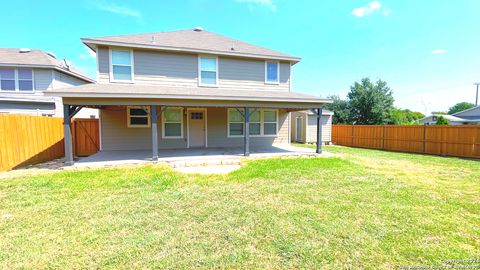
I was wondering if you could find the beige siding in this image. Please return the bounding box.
[53,70,87,89]
[33,69,53,91]
[97,47,291,91]
[291,111,307,143]
[219,58,290,91]
[98,46,110,83]
[134,50,197,87]
[101,107,187,150]
[306,114,332,143]
[291,111,332,143]
[100,106,289,151]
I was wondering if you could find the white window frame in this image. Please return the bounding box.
[227,108,245,138]
[162,107,184,139]
[227,108,279,138]
[249,110,262,137]
[265,61,280,85]
[109,48,134,83]
[0,68,35,92]
[126,106,150,128]
[198,55,219,87]
[262,109,279,137]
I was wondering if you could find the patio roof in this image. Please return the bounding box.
[45,83,331,109]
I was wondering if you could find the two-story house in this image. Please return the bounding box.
[0,48,96,117]
[45,28,331,165]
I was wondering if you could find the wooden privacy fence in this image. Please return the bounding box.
[72,118,99,157]
[0,114,99,171]
[332,125,480,158]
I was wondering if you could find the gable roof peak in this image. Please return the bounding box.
[82,29,301,62]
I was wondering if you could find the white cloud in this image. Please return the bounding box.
[235,0,277,12]
[93,1,142,19]
[352,1,384,17]
[431,49,448,54]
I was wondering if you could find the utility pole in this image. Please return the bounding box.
[475,82,480,106]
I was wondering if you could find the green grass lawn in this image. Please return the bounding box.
[0,146,479,269]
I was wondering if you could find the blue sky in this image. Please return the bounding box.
[2,0,479,113]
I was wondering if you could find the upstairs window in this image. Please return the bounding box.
[199,56,218,86]
[111,49,133,81]
[265,61,279,84]
[0,69,15,91]
[127,106,150,128]
[0,68,34,91]
[18,69,33,91]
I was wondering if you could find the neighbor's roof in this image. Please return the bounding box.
[82,29,301,63]
[45,83,331,104]
[452,105,480,117]
[418,114,470,122]
[0,48,94,82]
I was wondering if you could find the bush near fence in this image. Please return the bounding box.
[332,125,480,158]
[0,114,99,172]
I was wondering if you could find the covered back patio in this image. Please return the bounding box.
[46,84,332,166]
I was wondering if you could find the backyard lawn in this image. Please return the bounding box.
[0,146,479,269]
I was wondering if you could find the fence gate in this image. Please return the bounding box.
[72,118,99,157]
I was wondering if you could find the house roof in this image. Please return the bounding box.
[0,48,94,82]
[452,105,480,117]
[82,29,301,63]
[44,83,331,105]
[418,114,479,123]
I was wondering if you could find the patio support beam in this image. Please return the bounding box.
[151,105,158,161]
[63,104,74,166]
[311,108,323,154]
[244,107,250,156]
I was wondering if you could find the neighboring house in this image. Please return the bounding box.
[451,105,480,124]
[418,108,480,125]
[45,28,332,165]
[291,110,333,144]
[0,48,97,118]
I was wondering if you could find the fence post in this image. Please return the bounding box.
[351,125,355,146]
[382,125,386,150]
[423,125,427,153]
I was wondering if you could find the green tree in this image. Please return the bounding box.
[447,102,475,115]
[323,95,350,124]
[435,116,449,125]
[391,109,425,125]
[347,78,395,124]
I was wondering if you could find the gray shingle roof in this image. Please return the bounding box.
[45,83,330,105]
[0,48,94,82]
[82,29,301,62]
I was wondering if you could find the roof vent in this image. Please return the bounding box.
[46,52,57,59]
[19,48,31,53]
[193,27,204,32]
[150,35,156,44]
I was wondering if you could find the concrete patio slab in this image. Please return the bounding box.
[72,144,324,169]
